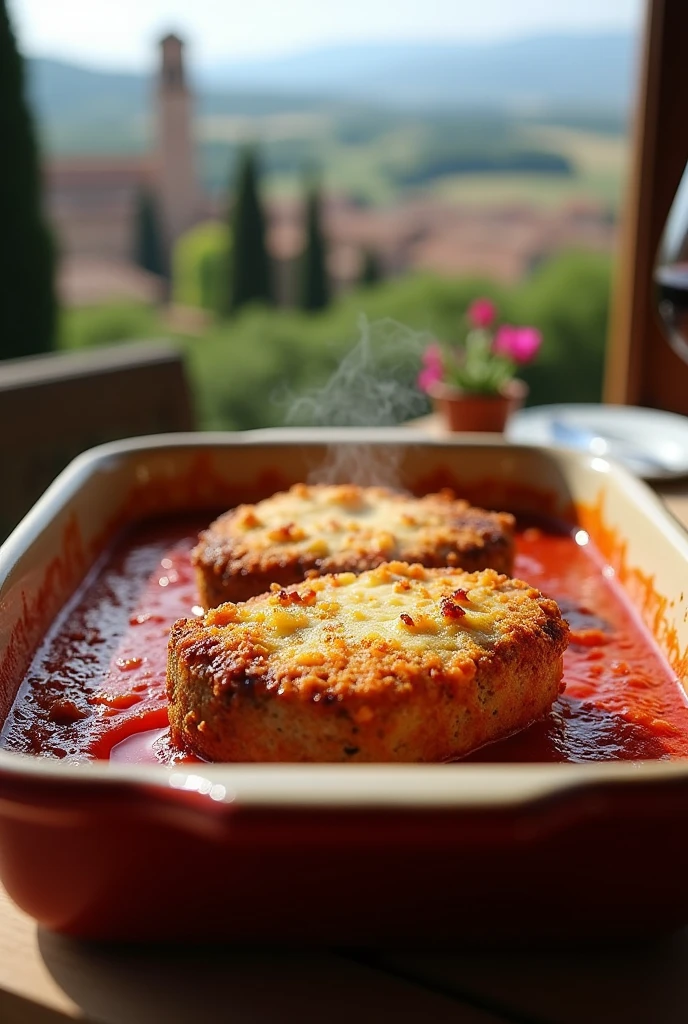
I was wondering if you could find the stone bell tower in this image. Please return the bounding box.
[156,34,198,259]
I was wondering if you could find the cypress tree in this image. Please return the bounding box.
[0,0,57,360]
[228,147,272,313]
[133,188,165,278]
[299,182,329,311]
[359,248,383,288]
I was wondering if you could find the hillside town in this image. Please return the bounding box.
[45,34,617,308]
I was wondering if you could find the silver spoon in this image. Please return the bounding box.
[550,419,670,475]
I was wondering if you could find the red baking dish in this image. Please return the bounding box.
[0,430,687,944]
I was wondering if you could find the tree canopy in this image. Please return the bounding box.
[299,182,330,311]
[0,0,56,360]
[228,147,272,313]
[133,188,165,278]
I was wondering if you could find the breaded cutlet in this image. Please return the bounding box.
[167,561,569,763]
[193,483,515,607]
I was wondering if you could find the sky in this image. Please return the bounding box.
[10,0,644,70]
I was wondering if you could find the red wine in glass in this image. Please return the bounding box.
[656,263,688,363]
[656,163,688,363]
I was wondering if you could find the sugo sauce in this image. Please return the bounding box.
[2,514,687,764]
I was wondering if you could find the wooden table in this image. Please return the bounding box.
[1,472,687,1024]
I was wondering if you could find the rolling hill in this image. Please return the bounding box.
[26,35,633,205]
[28,32,635,135]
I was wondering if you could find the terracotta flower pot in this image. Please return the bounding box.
[429,379,528,433]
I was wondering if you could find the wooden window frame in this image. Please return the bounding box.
[605,0,688,412]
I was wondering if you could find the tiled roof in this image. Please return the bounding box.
[57,256,163,306]
[45,157,154,187]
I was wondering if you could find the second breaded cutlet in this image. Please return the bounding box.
[193,483,515,607]
[167,562,569,763]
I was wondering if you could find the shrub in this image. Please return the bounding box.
[172,221,230,315]
[510,251,611,405]
[56,251,613,433]
[58,303,164,350]
[180,253,611,430]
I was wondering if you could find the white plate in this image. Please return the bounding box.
[507,403,688,480]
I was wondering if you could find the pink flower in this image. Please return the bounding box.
[467,298,497,329]
[417,343,443,392]
[493,325,542,364]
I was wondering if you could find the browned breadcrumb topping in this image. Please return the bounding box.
[169,545,570,762]
[193,483,515,606]
[170,562,568,705]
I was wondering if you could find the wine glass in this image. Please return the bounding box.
[655,161,688,364]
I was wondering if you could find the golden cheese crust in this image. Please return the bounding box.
[193,483,515,607]
[167,561,568,763]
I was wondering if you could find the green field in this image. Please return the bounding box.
[197,114,628,211]
[435,168,623,211]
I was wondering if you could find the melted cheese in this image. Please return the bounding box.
[229,484,468,559]
[204,563,521,663]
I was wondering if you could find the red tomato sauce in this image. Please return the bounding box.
[1,515,687,764]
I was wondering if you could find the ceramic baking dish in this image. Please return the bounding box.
[0,430,687,944]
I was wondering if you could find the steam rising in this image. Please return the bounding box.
[285,316,429,486]
[287,317,428,429]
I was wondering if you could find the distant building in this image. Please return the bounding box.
[156,33,200,251]
[45,34,202,305]
[268,193,616,294]
[45,156,153,262]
